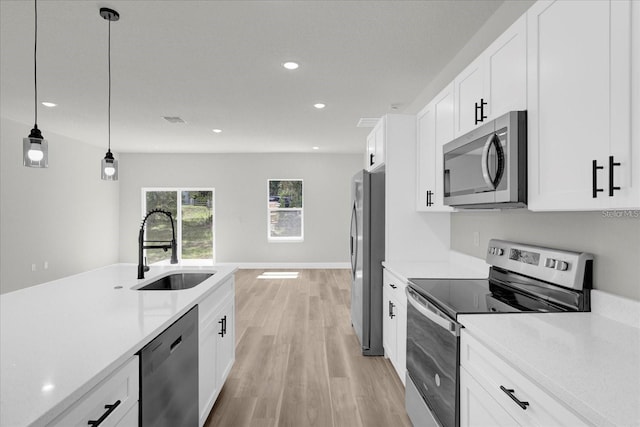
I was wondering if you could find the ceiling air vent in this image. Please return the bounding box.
[163,116,186,124]
[357,118,380,128]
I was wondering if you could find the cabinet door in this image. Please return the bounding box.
[366,120,385,171]
[527,0,634,210]
[215,295,235,390]
[484,15,527,119]
[454,57,485,137]
[460,367,520,427]
[199,307,219,425]
[416,102,436,211]
[382,284,396,363]
[417,85,455,212]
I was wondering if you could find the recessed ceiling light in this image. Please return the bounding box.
[212,129,222,133]
[41,102,56,108]
[312,146,320,150]
[313,103,326,109]
[282,61,299,70]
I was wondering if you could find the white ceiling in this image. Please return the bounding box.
[0,0,504,154]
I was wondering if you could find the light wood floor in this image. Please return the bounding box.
[205,269,412,427]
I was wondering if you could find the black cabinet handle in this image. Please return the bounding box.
[389,301,395,319]
[592,160,604,198]
[369,153,375,166]
[389,283,397,289]
[218,315,227,337]
[426,190,433,207]
[500,386,529,410]
[475,98,488,125]
[88,400,121,426]
[609,156,621,196]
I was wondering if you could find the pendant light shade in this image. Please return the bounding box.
[100,7,119,181]
[24,0,48,168]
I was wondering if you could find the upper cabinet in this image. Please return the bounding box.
[527,0,639,210]
[366,119,386,171]
[417,83,454,211]
[454,15,527,138]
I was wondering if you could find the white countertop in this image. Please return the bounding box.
[383,251,489,283]
[459,291,640,427]
[0,263,237,427]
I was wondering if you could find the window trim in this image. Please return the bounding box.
[141,187,216,264]
[267,179,304,242]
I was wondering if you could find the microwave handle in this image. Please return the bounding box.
[406,287,456,334]
[481,134,504,190]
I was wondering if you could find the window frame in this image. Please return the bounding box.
[267,179,304,243]
[141,187,216,265]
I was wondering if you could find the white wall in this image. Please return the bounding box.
[118,153,361,266]
[0,118,120,294]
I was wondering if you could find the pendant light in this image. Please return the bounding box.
[100,7,119,181]
[23,0,48,168]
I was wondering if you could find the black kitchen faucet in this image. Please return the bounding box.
[138,209,178,279]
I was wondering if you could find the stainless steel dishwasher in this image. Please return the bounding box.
[140,305,198,427]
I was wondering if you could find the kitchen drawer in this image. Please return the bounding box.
[49,356,139,427]
[383,269,407,306]
[460,331,590,427]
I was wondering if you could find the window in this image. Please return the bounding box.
[268,179,303,241]
[142,188,215,265]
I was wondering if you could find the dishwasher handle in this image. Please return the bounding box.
[406,287,457,335]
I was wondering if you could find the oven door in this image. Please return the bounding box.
[406,286,460,427]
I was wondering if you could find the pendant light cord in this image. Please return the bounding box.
[108,17,111,152]
[33,0,38,126]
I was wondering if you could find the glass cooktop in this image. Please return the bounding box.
[407,277,568,320]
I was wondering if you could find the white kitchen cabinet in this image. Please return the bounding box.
[49,356,139,427]
[460,331,591,427]
[460,366,519,427]
[527,0,639,210]
[198,276,235,427]
[382,269,407,385]
[366,119,385,171]
[416,83,454,211]
[454,15,527,137]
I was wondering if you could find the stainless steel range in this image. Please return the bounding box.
[404,240,593,427]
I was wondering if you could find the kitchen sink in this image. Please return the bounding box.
[136,272,214,291]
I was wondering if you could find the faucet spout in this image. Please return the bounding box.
[138,209,178,279]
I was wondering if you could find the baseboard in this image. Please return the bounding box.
[216,262,350,269]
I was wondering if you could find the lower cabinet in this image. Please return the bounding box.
[460,366,519,427]
[198,277,235,426]
[460,331,590,427]
[49,356,139,427]
[382,269,407,384]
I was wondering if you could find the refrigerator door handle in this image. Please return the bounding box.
[350,203,358,277]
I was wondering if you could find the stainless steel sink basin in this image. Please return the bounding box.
[137,272,214,290]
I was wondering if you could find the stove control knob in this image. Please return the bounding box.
[545,258,557,268]
[555,261,569,271]
[489,247,495,255]
[496,248,504,256]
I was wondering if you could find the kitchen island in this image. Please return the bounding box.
[0,263,237,427]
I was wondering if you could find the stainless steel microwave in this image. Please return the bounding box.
[443,111,527,209]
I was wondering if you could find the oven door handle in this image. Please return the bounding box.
[406,287,456,334]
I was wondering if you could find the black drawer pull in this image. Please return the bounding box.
[87,400,121,426]
[369,153,375,166]
[390,283,397,289]
[500,386,529,410]
[426,190,433,207]
[592,160,604,198]
[609,156,621,196]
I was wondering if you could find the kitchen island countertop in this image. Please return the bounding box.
[0,263,237,427]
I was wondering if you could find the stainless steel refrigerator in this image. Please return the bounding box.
[349,169,385,356]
